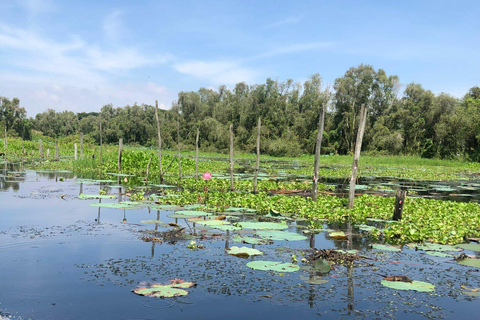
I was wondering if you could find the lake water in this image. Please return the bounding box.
[1,169,480,319]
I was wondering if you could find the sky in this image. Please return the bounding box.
[0,0,479,117]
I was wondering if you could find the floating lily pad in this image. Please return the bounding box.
[416,243,463,252]
[149,184,176,188]
[355,224,377,232]
[425,251,452,258]
[257,230,307,241]
[381,280,435,292]
[182,204,206,210]
[89,203,138,209]
[195,219,231,226]
[456,243,480,252]
[167,214,191,219]
[226,207,257,214]
[133,280,195,298]
[213,225,242,231]
[140,220,163,224]
[232,236,271,245]
[328,231,347,240]
[227,246,263,257]
[371,244,402,252]
[150,205,178,210]
[458,258,480,268]
[78,194,116,199]
[300,275,329,285]
[175,210,212,216]
[106,173,135,177]
[237,221,288,230]
[246,261,299,272]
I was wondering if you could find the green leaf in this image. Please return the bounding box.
[257,230,307,241]
[237,221,288,230]
[456,243,480,252]
[227,246,263,257]
[78,194,116,199]
[371,244,402,252]
[416,243,463,252]
[246,260,299,272]
[175,210,212,216]
[381,280,435,292]
[458,258,480,268]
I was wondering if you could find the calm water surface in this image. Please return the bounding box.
[1,169,479,319]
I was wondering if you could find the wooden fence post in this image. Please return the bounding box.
[55,141,59,161]
[80,132,84,159]
[145,156,152,186]
[154,101,164,183]
[348,104,367,209]
[195,128,199,180]
[253,118,261,193]
[312,104,325,201]
[39,139,44,158]
[117,138,123,171]
[74,143,78,160]
[393,190,407,221]
[229,124,234,191]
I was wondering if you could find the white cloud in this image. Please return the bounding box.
[265,16,304,29]
[173,60,259,85]
[103,9,124,43]
[254,41,335,60]
[16,0,55,17]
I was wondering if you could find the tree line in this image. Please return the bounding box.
[2,64,480,161]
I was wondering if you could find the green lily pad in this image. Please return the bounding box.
[182,204,206,210]
[371,244,402,252]
[237,221,288,230]
[425,251,452,258]
[195,219,231,226]
[257,230,307,241]
[89,203,138,209]
[416,243,463,252]
[167,214,191,219]
[226,207,257,214]
[456,243,480,252]
[328,231,347,239]
[458,258,480,268]
[355,224,377,232]
[232,236,271,245]
[213,224,242,231]
[149,184,176,188]
[79,194,116,199]
[150,205,179,210]
[227,246,263,257]
[140,220,163,224]
[300,275,329,285]
[381,280,435,292]
[106,173,135,177]
[175,210,212,216]
[246,261,299,272]
[133,281,194,298]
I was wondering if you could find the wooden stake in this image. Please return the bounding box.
[74,143,78,160]
[195,128,199,180]
[312,105,325,201]
[229,124,234,191]
[39,139,44,158]
[177,116,181,182]
[99,113,103,163]
[154,101,164,183]
[253,118,261,193]
[117,138,123,171]
[55,141,59,161]
[348,104,367,209]
[80,132,84,159]
[393,190,407,221]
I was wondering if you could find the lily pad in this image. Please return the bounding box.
[78,194,116,199]
[246,261,299,272]
[458,258,480,268]
[425,251,452,258]
[328,231,347,240]
[227,246,263,257]
[133,280,195,298]
[371,244,401,252]
[355,224,377,232]
[150,205,179,210]
[226,207,257,214]
[232,236,271,245]
[257,230,307,241]
[140,220,163,224]
[456,243,480,252]
[416,243,463,252]
[89,203,138,209]
[195,219,231,226]
[381,280,435,292]
[213,224,242,231]
[300,275,329,285]
[175,210,212,216]
[237,221,288,230]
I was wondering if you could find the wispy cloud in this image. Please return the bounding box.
[265,16,304,29]
[173,60,259,85]
[253,41,335,59]
[15,0,55,17]
[103,9,124,43]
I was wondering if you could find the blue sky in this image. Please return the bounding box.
[0,0,479,116]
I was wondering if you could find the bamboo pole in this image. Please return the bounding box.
[39,139,44,158]
[117,138,123,171]
[177,116,181,182]
[253,118,261,193]
[80,132,84,159]
[312,105,326,201]
[229,124,234,191]
[55,141,59,161]
[145,156,152,186]
[195,128,199,180]
[99,113,103,163]
[154,101,164,183]
[348,104,367,209]
[74,143,78,160]
[4,127,7,151]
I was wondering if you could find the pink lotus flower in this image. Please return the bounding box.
[202,172,212,181]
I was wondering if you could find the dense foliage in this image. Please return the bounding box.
[3,64,480,161]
